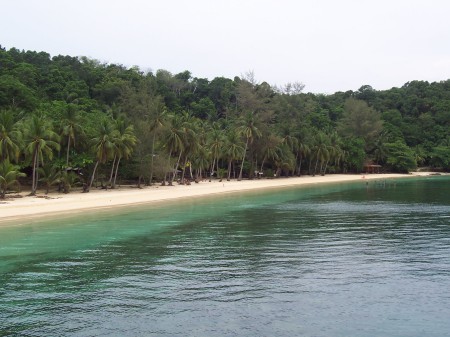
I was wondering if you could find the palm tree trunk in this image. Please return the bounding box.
[89,160,99,190]
[259,155,266,174]
[149,132,156,185]
[170,151,183,184]
[322,158,329,176]
[31,148,38,195]
[66,136,71,167]
[113,156,121,188]
[109,155,116,185]
[181,158,187,183]
[209,158,216,182]
[296,153,303,176]
[163,151,172,186]
[238,138,249,181]
[227,159,232,181]
[313,152,320,176]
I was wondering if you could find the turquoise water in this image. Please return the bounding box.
[1,177,450,336]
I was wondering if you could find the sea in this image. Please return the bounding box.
[1,176,449,337]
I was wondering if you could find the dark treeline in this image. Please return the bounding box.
[1,46,449,196]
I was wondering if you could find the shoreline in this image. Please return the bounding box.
[0,172,441,226]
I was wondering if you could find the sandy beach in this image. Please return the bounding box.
[0,173,438,225]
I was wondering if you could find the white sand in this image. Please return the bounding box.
[0,172,437,225]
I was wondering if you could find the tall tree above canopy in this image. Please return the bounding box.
[338,98,383,150]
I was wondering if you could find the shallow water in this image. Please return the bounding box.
[1,177,450,336]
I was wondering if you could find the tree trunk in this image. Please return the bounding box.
[209,158,216,182]
[170,151,183,185]
[259,156,266,176]
[227,159,232,181]
[296,153,303,176]
[88,161,99,190]
[66,136,71,167]
[113,156,121,188]
[108,155,116,186]
[322,158,329,176]
[30,148,38,195]
[149,132,156,185]
[313,152,320,176]
[238,138,249,181]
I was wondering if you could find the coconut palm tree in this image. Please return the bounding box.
[38,163,61,194]
[0,160,26,199]
[60,106,83,167]
[312,132,329,176]
[224,128,244,181]
[322,131,342,175]
[111,117,137,188]
[259,134,282,174]
[237,112,261,180]
[192,144,210,181]
[207,126,224,181]
[88,119,118,191]
[163,114,185,185]
[24,113,60,195]
[179,112,200,182]
[296,140,310,176]
[148,98,167,185]
[0,109,22,163]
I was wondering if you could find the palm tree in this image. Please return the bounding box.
[259,134,282,174]
[88,119,118,191]
[224,129,244,181]
[38,163,61,194]
[322,131,342,175]
[24,113,60,195]
[111,117,137,188]
[0,160,26,199]
[0,109,22,163]
[296,141,310,176]
[60,171,80,193]
[312,132,329,176]
[60,106,83,167]
[163,114,185,185]
[237,112,261,180]
[147,97,167,185]
[179,112,200,182]
[207,126,224,181]
[192,144,210,181]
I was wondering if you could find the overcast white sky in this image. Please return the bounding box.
[1,0,449,93]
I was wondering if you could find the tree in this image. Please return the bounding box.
[24,113,60,195]
[38,163,61,194]
[111,116,137,188]
[207,126,224,181]
[88,119,118,191]
[237,112,262,180]
[163,114,185,185]
[147,97,167,185]
[224,128,244,180]
[312,132,330,176]
[0,109,22,163]
[0,160,26,199]
[338,98,383,150]
[385,140,417,173]
[60,105,84,167]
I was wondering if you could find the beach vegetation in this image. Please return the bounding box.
[0,159,26,198]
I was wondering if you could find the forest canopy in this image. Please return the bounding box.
[1,46,449,195]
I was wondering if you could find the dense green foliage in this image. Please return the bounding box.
[0,46,449,194]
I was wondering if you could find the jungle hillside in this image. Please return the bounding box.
[1,46,449,195]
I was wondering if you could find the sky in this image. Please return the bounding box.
[1,0,449,93]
